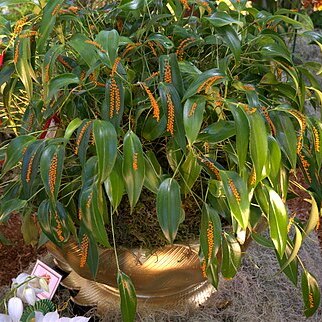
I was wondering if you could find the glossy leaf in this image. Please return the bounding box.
[144,154,161,194]
[104,155,124,209]
[272,113,297,169]
[122,130,145,210]
[37,0,65,53]
[267,186,288,257]
[47,74,79,102]
[276,244,298,286]
[279,225,302,273]
[301,270,321,317]
[156,178,182,244]
[216,25,241,62]
[0,199,27,222]
[95,30,119,67]
[267,136,281,184]
[220,171,250,229]
[198,120,235,143]
[93,120,117,183]
[2,136,35,175]
[182,69,226,100]
[117,271,137,322]
[304,197,319,238]
[206,12,244,28]
[180,151,202,195]
[69,33,98,67]
[64,118,82,140]
[183,96,206,145]
[200,204,222,263]
[40,143,65,202]
[229,104,249,171]
[119,0,144,10]
[249,111,268,184]
[221,233,241,279]
[79,183,110,248]
[21,140,45,198]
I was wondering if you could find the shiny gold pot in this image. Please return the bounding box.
[47,240,213,315]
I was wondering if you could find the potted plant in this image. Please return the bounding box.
[1,0,322,320]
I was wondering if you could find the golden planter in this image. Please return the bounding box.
[47,241,214,315]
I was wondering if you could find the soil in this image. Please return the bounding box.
[0,214,46,287]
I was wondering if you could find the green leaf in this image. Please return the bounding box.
[272,112,297,169]
[249,111,268,184]
[180,151,201,195]
[198,120,235,143]
[279,225,302,274]
[158,83,186,150]
[119,0,144,10]
[21,140,46,198]
[251,232,274,248]
[40,143,65,202]
[148,33,174,50]
[156,178,182,244]
[266,186,288,257]
[205,257,219,289]
[276,244,298,286]
[2,136,35,175]
[144,154,161,194]
[64,118,82,140]
[0,199,27,222]
[229,104,249,171]
[200,204,222,264]
[220,171,250,229]
[93,120,117,183]
[69,33,99,67]
[95,30,120,67]
[301,270,321,317]
[267,136,281,184]
[183,96,206,145]
[0,65,15,87]
[47,73,79,102]
[117,271,137,322]
[122,130,145,209]
[104,155,124,210]
[37,0,65,53]
[221,232,241,279]
[216,25,241,62]
[205,12,244,27]
[304,197,319,238]
[183,69,226,100]
[79,183,110,248]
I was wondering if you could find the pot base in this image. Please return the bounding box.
[49,242,214,315]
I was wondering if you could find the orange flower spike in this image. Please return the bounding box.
[26,154,35,183]
[308,292,315,308]
[312,125,320,152]
[57,55,73,70]
[188,102,198,117]
[52,4,61,16]
[54,212,64,242]
[180,0,190,10]
[115,82,121,114]
[141,83,160,122]
[201,259,207,278]
[147,41,157,57]
[85,40,106,52]
[206,221,214,260]
[13,41,20,64]
[229,179,241,203]
[75,122,91,155]
[49,154,58,195]
[132,153,138,171]
[111,57,121,77]
[80,235,89,268]
[166,93,175,135]
[164,61,172,84]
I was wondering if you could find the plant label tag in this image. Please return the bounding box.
[31,259,62,300]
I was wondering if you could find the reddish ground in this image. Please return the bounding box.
[0,214,46,286]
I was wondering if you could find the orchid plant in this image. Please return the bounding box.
[1,0,322,321]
